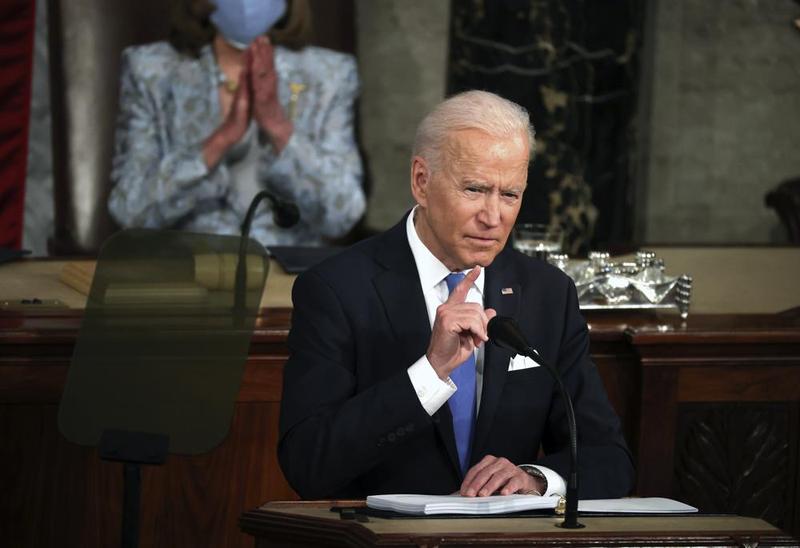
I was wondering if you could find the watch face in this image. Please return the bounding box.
[520,465,543,478]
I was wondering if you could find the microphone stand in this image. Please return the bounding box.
[487,316,583,529]
[234,191,299,320]
[523,346,584,529]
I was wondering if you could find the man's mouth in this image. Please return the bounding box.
[465,235,498,247]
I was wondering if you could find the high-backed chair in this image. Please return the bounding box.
[47,0,356,255]
[47,0,171,255]
[765,177,800,245]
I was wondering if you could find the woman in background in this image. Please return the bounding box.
[109,0,365,246]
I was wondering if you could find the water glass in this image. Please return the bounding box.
[512,223,563,260]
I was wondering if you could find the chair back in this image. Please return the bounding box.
[47,0,171,254]
[766,177,800,245]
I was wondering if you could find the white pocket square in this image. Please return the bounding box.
[507,354,541,371]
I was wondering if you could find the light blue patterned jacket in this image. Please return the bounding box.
[109,41,365,246]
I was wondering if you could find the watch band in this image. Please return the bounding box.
[519,465,548,496]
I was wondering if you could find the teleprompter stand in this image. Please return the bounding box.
[58,230,269,548]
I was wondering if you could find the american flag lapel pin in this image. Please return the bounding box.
[501,287,514,295]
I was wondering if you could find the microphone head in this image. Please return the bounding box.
[487,315,530,355]
[274,201,300,228]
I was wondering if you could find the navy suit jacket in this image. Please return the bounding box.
[278,215,634,499]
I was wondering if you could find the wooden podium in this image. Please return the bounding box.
[240,501,798,547]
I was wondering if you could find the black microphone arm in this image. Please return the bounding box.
[487,315,584,529]
[234,191,300,317]
[241,190,300,233]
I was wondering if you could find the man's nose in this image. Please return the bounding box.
[478,194,501,227]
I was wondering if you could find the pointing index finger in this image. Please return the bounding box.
[446,266,480,304]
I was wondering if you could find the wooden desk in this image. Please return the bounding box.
[240,501,798,547]
[2,256,800,546]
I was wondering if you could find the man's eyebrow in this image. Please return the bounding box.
[461,180,491,189]
[460,180,525,194]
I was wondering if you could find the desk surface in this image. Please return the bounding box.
[240,501,798,546]
[0,258,296,310]
[646,246,800,315]
[1,247,799,314]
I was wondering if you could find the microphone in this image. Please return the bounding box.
[271,198,300,229]
[234,191,300,318]
[242,190,300,233]
[486,315,530,356]
[487,316,584,529]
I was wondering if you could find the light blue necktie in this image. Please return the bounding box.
[444,272,477,475]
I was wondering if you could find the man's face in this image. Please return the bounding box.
[411,128,529,271]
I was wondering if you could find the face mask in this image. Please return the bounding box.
[211,0,288,50]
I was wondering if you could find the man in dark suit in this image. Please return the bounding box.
[278,91,634,500]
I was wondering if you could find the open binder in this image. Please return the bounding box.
[366,494,698,516]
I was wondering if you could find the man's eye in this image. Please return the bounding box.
[465,187,481,194]
[502,192,520,200]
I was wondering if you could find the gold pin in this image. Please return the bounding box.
[288,82,307,120]
[555,496,567,515]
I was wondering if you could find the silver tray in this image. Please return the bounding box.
[547,253,693,318]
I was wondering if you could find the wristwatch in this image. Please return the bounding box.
[519,465,547,496]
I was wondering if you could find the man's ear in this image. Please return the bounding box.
[410,156,430,207]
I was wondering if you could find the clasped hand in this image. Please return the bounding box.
[220,36,293,152]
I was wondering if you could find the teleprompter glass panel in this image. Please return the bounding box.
[59,229,269,454]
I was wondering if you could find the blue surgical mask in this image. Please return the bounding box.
[211,0,288,50]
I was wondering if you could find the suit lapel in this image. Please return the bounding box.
[372,215,462,477]
[472,249,520,461]
[372,268,430,369]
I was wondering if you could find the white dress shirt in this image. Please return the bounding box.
[404,207,566,497]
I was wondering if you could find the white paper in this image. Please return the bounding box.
[367,494,557,515]
[366,494,698,516]
[579,497,697,513]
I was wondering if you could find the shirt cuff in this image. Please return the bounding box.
[407,355,456,416]
[521,464,567,497]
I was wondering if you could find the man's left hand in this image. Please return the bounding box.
[460,455,543,497]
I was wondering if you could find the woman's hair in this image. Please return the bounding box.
[169,0,313,57]
[412,90,536,172]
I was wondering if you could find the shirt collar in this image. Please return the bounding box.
[405,206,485,295]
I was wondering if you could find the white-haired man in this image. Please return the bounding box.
[279,91,634,500]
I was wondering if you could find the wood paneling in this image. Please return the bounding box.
[636,366,679,495]
[0,401,297,547]
[627,312,800,536]
[674,403,799,533]
[679,366,800,402]
[0,308,297,548]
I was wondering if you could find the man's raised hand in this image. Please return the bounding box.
[426,266,497,380]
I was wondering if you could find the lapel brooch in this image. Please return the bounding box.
[288,82,307,121]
